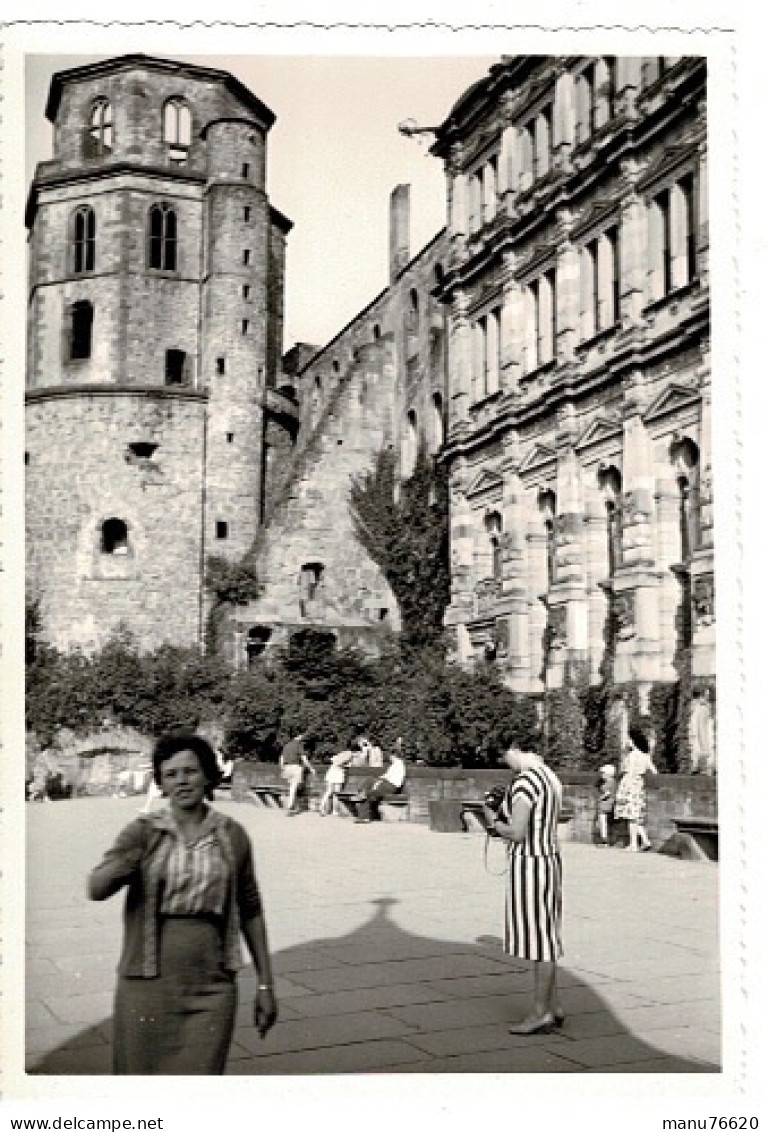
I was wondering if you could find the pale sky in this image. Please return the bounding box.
[25,54,498,349]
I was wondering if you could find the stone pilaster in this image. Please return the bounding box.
[554,211,579,363]
[553,69,575,169]
[448,288,471,427]
[582,494,612,682]
[500,250,523,390]
[614,386,661,684]
[546,407,589,687]
[618,161,647,325]
[444,459,476,663]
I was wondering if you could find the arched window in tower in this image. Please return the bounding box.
[598,465,623,576]
[672,437,701,561]
[72,206,96,274]
[431,391,445,450]
[299,562,324,617]
[539,489,557,588]
[101,517,129,555]
[163,98,192,164]
[148,203,178,271]
[404,409,418,477]
[87,99,112,156]
[484,511,503,581]
[69,300,94,360]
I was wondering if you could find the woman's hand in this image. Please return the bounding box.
[483,805,499,830]
[253,986,278,1038]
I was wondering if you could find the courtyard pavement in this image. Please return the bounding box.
[25,794,720,1077]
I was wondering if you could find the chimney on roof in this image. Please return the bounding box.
[389,184,410,282]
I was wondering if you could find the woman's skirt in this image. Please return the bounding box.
[113,916,236,1075]
[614,774,647,823]
[504,852,563,962]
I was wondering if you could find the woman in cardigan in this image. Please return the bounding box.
[484,746,564,1035]
[88,732,278,1074]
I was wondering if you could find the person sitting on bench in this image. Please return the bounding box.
[354,739,406,823]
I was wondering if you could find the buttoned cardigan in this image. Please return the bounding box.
[88,810,263,978]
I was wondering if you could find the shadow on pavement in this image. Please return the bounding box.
[29,896,719,1075]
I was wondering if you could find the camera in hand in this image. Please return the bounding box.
[484,784,507,813]
[482,784,508,835]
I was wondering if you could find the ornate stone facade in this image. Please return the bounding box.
[430,56,713,721]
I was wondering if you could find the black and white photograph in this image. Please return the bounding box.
[0,7,760,1125]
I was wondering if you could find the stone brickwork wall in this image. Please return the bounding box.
[237,339,400,655]
[26,388,208,653]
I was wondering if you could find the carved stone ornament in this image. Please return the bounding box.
[547,605,568,651]
[693,574,715,627]
[475,577,502,614]
[614,592,636,640]
[620,490,649,525]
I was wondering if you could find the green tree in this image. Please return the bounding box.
[350,445,450,651]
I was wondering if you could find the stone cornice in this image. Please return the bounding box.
[25,383,209,404]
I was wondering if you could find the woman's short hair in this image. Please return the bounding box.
[152,731,221,788]
[628,726,650,754]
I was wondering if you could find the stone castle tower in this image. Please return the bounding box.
[25,55,295,652]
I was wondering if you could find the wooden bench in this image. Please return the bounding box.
[459,800,489,833]
[667,816,719,861]
[248,784,289,809]
[335,791,409,820]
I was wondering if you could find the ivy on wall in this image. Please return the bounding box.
[350,445,451,652]
[204,555,263,654]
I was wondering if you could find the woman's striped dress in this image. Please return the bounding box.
[502,761,563,962]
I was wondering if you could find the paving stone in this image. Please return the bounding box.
[548,1031,701,1070]
[226,1038,428,1074]
[293,952,514,994]
[277,980,451,1018]
[26,1021,110,1056]
[232,1009,416,1056]
[394,1046,582,1073]
[27,1044,112,1076]
[401,1021,570,1058]
[41,990,113,1025]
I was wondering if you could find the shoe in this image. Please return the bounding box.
[553,1009,566,1028]
[508,1015,556,1036]
[624,845,638,852]
[640,843,652,852]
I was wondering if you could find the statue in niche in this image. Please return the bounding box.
[614,592,636,641]
[689,688,716,775]
[693,574,715,627]
[547,605,568,651]
[494,618,510,658]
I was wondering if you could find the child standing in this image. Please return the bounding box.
[596,764,617,846]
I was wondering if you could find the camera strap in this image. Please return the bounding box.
[483,831,508,876]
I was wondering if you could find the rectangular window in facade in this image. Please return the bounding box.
[580,225,621,339]
[243,249,251,265]
[216,356,226,375]
[243,284,250,299]
[523,271,556,373]
[244,206,251,222]
[471,306,502,401]
[216,521,228,540]
[242,319,249,335]
[70,300,93,360]
[648,175,696,302]
[165,349,187,385]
